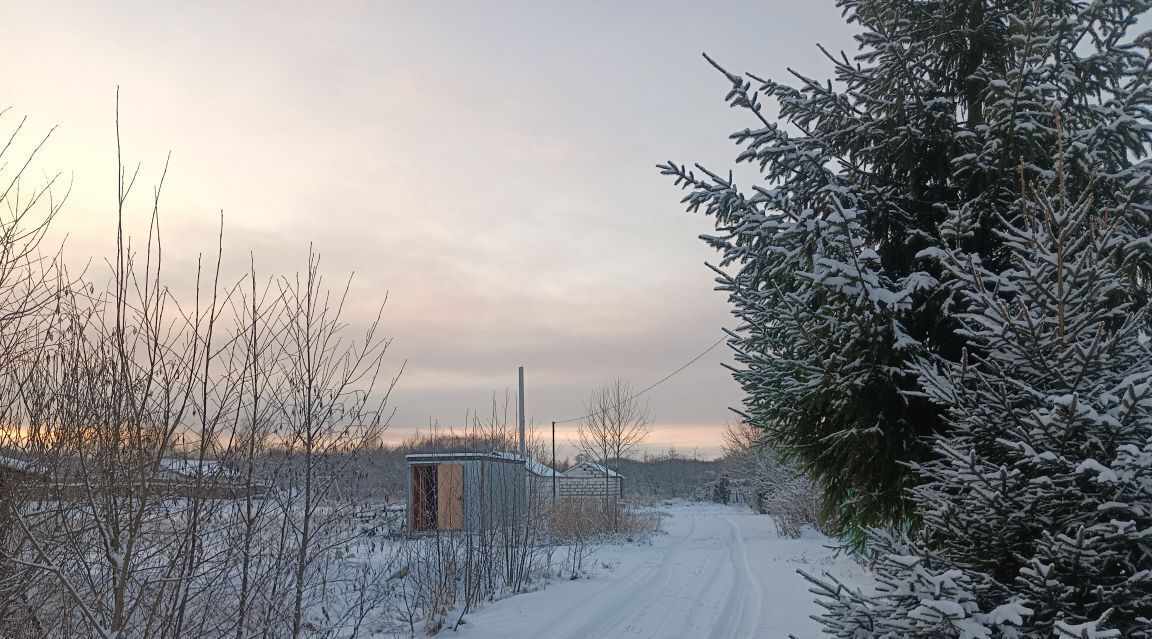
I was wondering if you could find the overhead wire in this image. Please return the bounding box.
[552,335,728,425]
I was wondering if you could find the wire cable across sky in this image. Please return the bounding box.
[552,335,728,425]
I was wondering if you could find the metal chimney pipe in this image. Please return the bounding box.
[518,366,526,458]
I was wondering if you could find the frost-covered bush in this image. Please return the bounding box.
[721,421,825,537]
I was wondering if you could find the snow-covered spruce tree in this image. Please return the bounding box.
[661,0,1152,540]
[801,133,1152,638]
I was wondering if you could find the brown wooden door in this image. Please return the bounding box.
[411,465,437,531]
[436,464,464,531]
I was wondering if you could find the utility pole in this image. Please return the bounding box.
[518,366,526,458]
[552,420,557,499]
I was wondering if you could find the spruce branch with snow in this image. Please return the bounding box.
[804,117,1152,638]
[662,0,1152,541]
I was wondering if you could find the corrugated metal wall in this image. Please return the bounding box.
[480,459,525,532]
[408,456,527,533]
[463,460,481,531]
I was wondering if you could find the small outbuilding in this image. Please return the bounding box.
[406,452,526,533]
[558,461,624,501]
[0,455,47,498]
[156,458,257,499]
[157,458,236,482]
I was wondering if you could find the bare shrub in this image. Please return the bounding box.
[547,498,659,578]
[0,107,402,639]
[547,498,608,578]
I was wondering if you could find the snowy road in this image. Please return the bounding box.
[455,502,866,639]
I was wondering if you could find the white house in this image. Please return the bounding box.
[557,461,623,501]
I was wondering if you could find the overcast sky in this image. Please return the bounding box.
[3,1,856,458]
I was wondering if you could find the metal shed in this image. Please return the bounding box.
[405,452,526,533]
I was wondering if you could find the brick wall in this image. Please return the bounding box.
[525,473,622,502]
[555,475,620,500]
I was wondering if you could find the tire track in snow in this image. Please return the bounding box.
[551,514,700,639]
[559,511,754,639]
[710,515,765,639]
[459,503,860,639]
[647,529,731,638]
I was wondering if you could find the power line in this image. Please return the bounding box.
[552,335,728,425]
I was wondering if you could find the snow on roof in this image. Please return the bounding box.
[566,461,622,478]
[488,452,559,477]
[0,455,38,474]
[406,451,519,461]
[404,451,560,476]
[523,458,559,477]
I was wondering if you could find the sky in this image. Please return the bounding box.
[2,1,856,459]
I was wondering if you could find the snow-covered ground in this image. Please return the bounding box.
[454,501,868,639]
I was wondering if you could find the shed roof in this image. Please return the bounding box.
[404,451,559,476]
[406,451,525,464]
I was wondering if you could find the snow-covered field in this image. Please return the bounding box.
[454,502,868,639]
